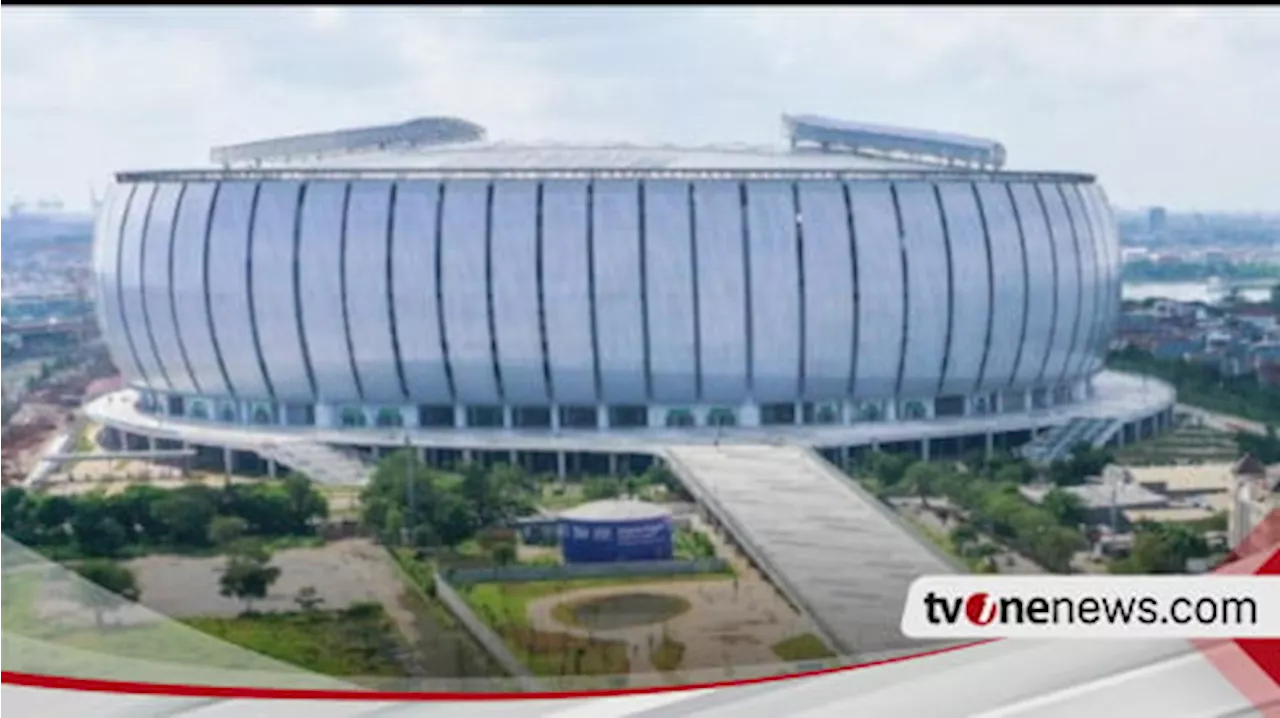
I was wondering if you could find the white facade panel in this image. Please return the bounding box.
[112,181,152,383]
[1008,182,1055,389]
[1038,182,1081,385]
[170,182,229,397]
[935,182,991,397]
[541,180,596,403]
[344,180,403,402]
[848,181,905,400]
[207,181,270,400]
[1062,183,1102,376]
[797,181,856,400]
[894,182,950,399]
[643,181,698,403]
[117,182,159,388]
[298,181,360,403]
[390,181,452,403]
[591,180,647,403]
[490,180,548,404]
[140,183,189,394]
[250,181,313,401]
[1097,185,1124,359]
[746,181,802,402]
[1077,184,1106,370]
[973,182,1026,390]
[440,180,500,404]
[693,181,749,403]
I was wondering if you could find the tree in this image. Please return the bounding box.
[294,585,325,612]
[107,484,169,543]
[643,462,681,492]
[492,542,517,568]
[866,451,914,488]
[219,552,281,613]
[1120,522,1210,574]
[1235,429,1280,464]
[35,495,77,542]
[950,524,979,551]
[69,495,128,558]
[281,473,328,534]
[208,515,249,547]
[903,462,946,506]
[2,487,41,546]
[1041,488,1085,527]
[150,487,218,546]
[1029,526,1085,573]
[1049,444,1115,486]
[994,462,1035,486]
[434,492,478,547]
[583,477,621,501]
[72,559,141,629]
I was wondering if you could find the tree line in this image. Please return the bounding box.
[854,451,1087,573]
[855,448,1218,575]
[1109,346,1280,425]
[360,451,682,560]
[1,473,328,560]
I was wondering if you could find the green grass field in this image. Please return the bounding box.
[650,636,686,672]
[3,567,408,678]
[770,633,836,662]
[185,604,409,677]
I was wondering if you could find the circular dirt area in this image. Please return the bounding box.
[557,592,691,631]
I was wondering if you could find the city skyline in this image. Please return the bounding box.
[4,7,1279,213]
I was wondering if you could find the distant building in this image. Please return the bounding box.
[1227,454,1280,555]
[1148,207,1168,234]
[1232,305,1280,333]
[1020,465,1170,530]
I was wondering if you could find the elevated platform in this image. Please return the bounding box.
[43,449,198,464]
[81,372,1175,462]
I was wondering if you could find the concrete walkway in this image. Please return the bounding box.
[665,444,960,659]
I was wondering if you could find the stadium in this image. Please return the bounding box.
[86,114,1175,482]
[80,113,1178,658]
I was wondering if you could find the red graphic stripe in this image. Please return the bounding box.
[1196,510,1280,716]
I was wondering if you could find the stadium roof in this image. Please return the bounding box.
[122,142,1091,183]
[118,113,1092,183]
[784,114,1007,170]
[210,117,486,166]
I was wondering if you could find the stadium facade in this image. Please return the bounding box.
[85,116,1175,480]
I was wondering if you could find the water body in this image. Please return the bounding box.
[1122,281,1270,305]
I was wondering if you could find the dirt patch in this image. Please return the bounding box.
[557,593,691,631]
[124,539,404,618]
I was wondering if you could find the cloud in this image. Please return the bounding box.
[2,7,1277,211]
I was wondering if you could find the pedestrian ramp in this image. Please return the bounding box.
[664,444,960,659]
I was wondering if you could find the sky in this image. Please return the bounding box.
[3,6,1278,213]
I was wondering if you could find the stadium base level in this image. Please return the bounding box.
[82,372,1174,483]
